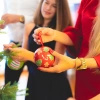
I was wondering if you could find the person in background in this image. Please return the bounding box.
[0,0,40,85]
[23,0,73,99]
[4,0,73,100]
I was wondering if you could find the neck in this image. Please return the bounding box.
[43,19,51,27]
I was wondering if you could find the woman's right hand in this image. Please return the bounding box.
[8,47,34,62]
[3,43,16,50]
[33,27,56,44]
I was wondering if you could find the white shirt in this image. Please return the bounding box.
[3,0,40,44]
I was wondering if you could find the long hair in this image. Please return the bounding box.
[87,3,100,57]
[33,0,73,31]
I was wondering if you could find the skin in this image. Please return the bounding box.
[33,27,73,46]
[0,14,23,29]
[41,0,57,25]
[32,27,98,73]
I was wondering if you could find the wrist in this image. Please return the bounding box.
[75,57,87,70]
[53,30,57,41]
[28,51,34,62]
[54,30,62,41]
[55,31,69,45]
[19,15,25,24]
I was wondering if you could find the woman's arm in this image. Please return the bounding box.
[54,42,66,64]
[33,27,73,46]
[36,50,98,73]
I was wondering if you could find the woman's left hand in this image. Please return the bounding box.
[37,50,75,73]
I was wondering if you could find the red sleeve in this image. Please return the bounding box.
[63,0,88,57]
[94,55,100,68]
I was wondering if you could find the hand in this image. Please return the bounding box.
[33,27,56,44]
[37,50,75,73]
[90,94,100,100]
[3,43,16,50]
[9,48,34,62]
[1,14,21,25]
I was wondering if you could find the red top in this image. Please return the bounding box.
[64,0,100,99]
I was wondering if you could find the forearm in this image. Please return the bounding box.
[54,42,66,64]
[55,42,66,54]
[86,58,98,68]
[54,30,73,46]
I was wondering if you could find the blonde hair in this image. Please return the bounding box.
[33,0,72,31]
[87,4,100,57]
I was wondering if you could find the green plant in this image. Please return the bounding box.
[0,43,21,60]
[0,44,24,70]
[0,82,28,100]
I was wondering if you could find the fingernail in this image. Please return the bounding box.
[49,49,54,54]
[37,67,41,70]
[38,31,41,36]
[37,36,40,39]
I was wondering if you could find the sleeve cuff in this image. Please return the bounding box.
[94,54,100,68]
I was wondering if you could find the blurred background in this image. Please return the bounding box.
[0,0,81,100]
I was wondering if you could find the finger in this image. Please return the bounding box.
[8,48,14,52]
[33,34,39,40]
[34,27,43,35]
[37,65,59,73]
[34,39,41,45]
[3,44,12,49]
[49,50,62,60]
[34,27,49,36]
[40,28,50,36]
[11,57,22,61]
[10,42,16,46]
[11,57,18,60]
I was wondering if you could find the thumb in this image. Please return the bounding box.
[49,49,62,59]
[8,48,14,52]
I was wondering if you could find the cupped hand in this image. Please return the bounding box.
[37,50,75,73]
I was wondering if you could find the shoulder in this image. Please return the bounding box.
[25,22,35,36]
